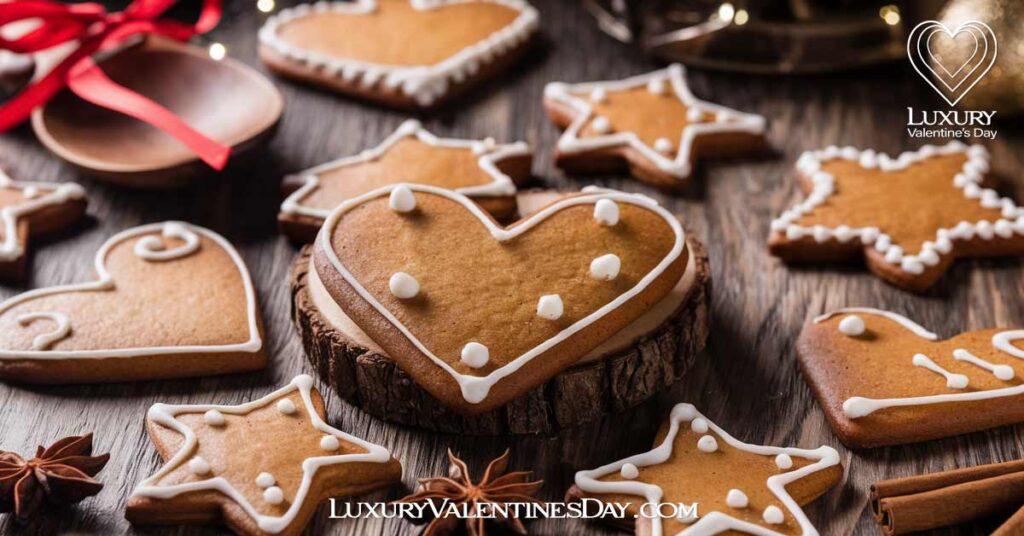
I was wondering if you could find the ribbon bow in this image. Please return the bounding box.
[0,0,230,169]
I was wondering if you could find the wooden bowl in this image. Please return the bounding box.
[32,36,283,188]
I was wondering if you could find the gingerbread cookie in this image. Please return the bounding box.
[127,374,402,536]
[543,64,767,190]
[769,142,1024,292]
[799,308,1024,448]
[0,221,264,384]
[313,184,688,414]
[567,403,842,535]
[280,119,530,242]
[258,0,539,109]
[0,168,87,282]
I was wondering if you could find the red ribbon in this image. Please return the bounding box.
[0,0,230,170]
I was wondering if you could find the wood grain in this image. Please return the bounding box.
[1,1,1022,535]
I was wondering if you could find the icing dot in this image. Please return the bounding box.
[763,505,785,524]
[461,342,489,368]
[686,108,704,122]
[256,472,276,488]
[188,457,211,476]
[591,116,611,134]
[697,435,718,453]
[775,453,793,470]
[653,137,674,153]
[690,418,709,434]
[22,187,40,199]
[647,78,666,95]
[593,199,620,226]
[320,435,340,451]
[994,365,1016,381]
[726,489,748,509]
[536,294,564,320]
[590,254,621,281]
[277,399,297,415]
[620,463,639,479]
[389,185,416,213]
[263,486,284,505]
[203,410,225,426]
[471,138,496,155]
[389,272,420,299]
[838,315,866,337]
[589,88,607,103]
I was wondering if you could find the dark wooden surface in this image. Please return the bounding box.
[2,1,1023,534]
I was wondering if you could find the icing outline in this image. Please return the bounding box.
[771,142,1024,275]
[317,183,686,404]
[132,375,394,534]
[0,222,262,359]
[574,403,840,536]
[814,308,1024,418]
[280,119,526,220]
[0,168,85,261]
[259,0,539,106]
[543,64,767,180]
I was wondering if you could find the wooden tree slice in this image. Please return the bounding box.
[290,192,711,435]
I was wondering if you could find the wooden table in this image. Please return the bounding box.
[2,1,1022,534]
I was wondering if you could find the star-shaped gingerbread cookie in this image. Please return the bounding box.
[567,403,841,535]
[543,64,767,190]
[279,119,530,242]
[769,142,1024,292]
[0,168,86,282]
[126,375,402,536]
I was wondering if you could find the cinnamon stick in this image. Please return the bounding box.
[993,504,1024,536]
[870,459,1024,535]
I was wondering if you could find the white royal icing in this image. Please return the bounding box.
[276,399,297,415]
[593,198,619,226]
[460,342,489,369]
[133,222,201,262]
[0,168,85,262]
[590,116,612,134]
[388,185,417,213]
[726,489,748,509]
[697,435,718,453]
[320,435,340,451]
[771,142,1024,275]
[620,463,639,479]
[536,294,563,320]
[837,315,865,336]
[574,403,840,536]
[188,457,212,476]
[819,310,1024,419]
[544,64,766,180]
[280,120,526,221]
[762,506,785,525]
[15,312,71,350]
[814,308,938,340]
[389,272,420,299]
[953,348,1015,381]
[203,410,226,426]
[690,418,709,434]
[263,486,284,505]
[0,222,262,361]
[259,1,539,106]
[590,253,621,281]
[774,454,793,470]
[256,472,276,488]
[316,184,686,404]
[131,375,394,535]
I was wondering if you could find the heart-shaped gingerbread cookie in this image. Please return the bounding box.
[0,221,264,384]
[799,308,1024,448]
[313,184,688,414]
[258,0,539,108]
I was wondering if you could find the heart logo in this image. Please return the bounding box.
[0,222,263,384]
[314,185,687,413]
[907,20,997,106]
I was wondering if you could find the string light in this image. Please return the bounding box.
[257,0,275,13]
[734,9,749,26]
[208,42,226,61]
[880,5,901,26]
[717,2,735,22]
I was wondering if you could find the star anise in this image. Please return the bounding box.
[398,449,544,536]
[0,434,109,521]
